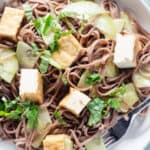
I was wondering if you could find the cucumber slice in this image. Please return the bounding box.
[133,72,150,88]
[120,83,139,112]
[62,1,106,20]
[85,135,105,150]
[0,55,19,83]
[78,71,91,88]
[105,59,118,78]
[0,48,15,62]
[94,14,125,40]
[32,108,52,148]
[16,41,39,68]
[120,12,134,32]
[114,18,125,33]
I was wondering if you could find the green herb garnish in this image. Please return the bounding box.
[87,98,105,126]
[87,95,122,126]
[40,50,51,74]
[25,104,39,129]
[39,50,61,73]
[34,15,61,52]
[34,15,56,36]
[110,84,126,96]
[107,98,121,110]
[85,72,101,85]
[31,42,39,54]
[34,14,72,52]
[54,110,67,126]
[23,4,33,21]
[0,97,39,129]
[61,75,68,85]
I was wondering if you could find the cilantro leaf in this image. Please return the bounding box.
[87,98,105,126]
[108,98,121,110]
[2,97,19,111]
[25,104,39,129]
[7,106,23,120]
[110,84,126,96]
[85,72,101,85]
[0,111,9,117]
[0,97,39,129]
[87,97,122,126]
[54,110,67,126]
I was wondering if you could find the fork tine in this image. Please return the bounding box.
[102,130,116,148]
[102,131,111,139]
[104,135,116,148]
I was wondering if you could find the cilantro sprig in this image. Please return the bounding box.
[87,85,126,126]
[33,14,73,73]
[87,97,121,126]
[87,98,105,126]
[110,84,126,96]
[85,72,102,85]
[0,97,39,129]
[54,110,67,126]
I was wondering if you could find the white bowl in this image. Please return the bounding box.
[116,0,150,33]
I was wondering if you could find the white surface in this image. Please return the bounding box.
[108,107,150,150]
[116,0,150,33]
[0,141,17,150]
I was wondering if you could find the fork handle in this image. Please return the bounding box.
[129,97,150,118]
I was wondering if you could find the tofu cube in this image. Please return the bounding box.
[51,35,82,69]
[0,7,24,41]
[43,134,73,150]
[59,88,91,116]
[114,34,137,68]
[19,69,43,104]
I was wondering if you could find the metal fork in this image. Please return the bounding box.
[102,97,150,148]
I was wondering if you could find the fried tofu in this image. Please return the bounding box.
[59,88,91,116]
[0,7,24,41]
[43,134,73,150]
[51,35,82,69]
[19,69,43,104]
[114,33,138,68]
